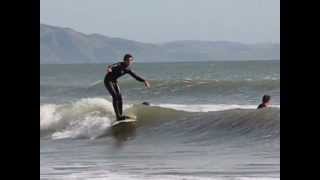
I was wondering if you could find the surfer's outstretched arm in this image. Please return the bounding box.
[127,70,145,82]
[127,70,150,88]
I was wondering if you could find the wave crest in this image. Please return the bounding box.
[40,98,115,139]
[40,98,280,141]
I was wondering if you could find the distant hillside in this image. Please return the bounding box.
[40,24,280,63]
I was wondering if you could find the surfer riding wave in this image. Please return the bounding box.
[104,54,150,121]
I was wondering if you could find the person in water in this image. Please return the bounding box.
[257,95,271,109]
[104,54,150,120]
[142,102,150,106]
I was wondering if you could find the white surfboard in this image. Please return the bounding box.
[112,116,137,126]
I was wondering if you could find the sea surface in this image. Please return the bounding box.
[40,61,280,180]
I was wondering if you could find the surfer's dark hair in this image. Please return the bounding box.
[262,95,271,103]
[123,54,133,61]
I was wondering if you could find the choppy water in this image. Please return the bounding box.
[40,61,280,180]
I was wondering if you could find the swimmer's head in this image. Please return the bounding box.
[262,95,271,105]
[142,102,150,106]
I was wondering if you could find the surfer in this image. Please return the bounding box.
[104,54,150,120]
[257,95,271,109]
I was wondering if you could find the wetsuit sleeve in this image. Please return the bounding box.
[257,104,265,109]
[127,69,145,82]
[107,62,121,70]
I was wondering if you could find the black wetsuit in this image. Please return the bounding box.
[257,103,267,109]
[104,62,145,120]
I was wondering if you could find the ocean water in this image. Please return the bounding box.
[40,61,280,180]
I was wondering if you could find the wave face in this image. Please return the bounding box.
[40,98,279,143]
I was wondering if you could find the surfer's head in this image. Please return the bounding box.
[123,54,134,66]
[262,95,271,105]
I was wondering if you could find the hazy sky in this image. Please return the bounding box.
[40,0,279,44]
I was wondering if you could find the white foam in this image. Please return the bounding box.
[40,104,62,130]
[237,178,279,180]
[44,169,224,180]
[157,104,280,112]
[51,115,112,140]
[43,169,279,180]
[40,98,116,139]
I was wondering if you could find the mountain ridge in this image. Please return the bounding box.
[40,24,280,63]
